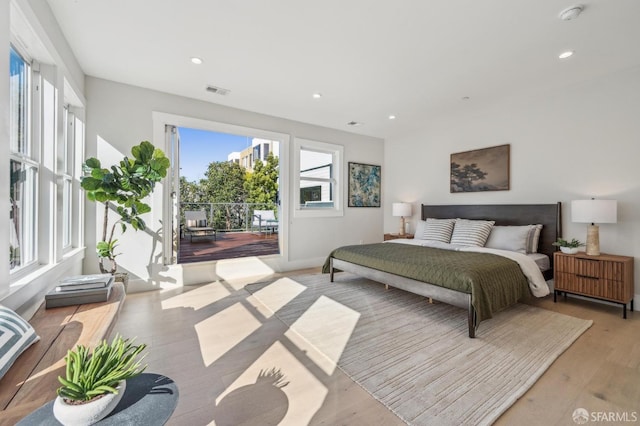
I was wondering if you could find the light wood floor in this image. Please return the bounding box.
[113,269,640,425]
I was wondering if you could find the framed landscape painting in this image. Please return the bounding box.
[348,162,381,207]
[450,144,510,193]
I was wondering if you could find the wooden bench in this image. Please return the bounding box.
[0,282,125,425]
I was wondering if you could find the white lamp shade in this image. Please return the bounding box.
[392,202,411,217]
[571,199,617,224]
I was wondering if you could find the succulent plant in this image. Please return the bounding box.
[57,335,147,402]
[552,238,584,248]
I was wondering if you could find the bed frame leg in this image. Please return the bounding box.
[330,259,335,282]
[468,299,477,338]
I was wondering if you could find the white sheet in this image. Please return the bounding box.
[527,252,550,272]
[385,239,550,297]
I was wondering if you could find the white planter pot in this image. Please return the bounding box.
[53,381,126,426]
[560,246,579,254]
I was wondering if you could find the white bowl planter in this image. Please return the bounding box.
[560,246,580,254]
[53,381,126,426]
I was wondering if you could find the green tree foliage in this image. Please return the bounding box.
[450,162,488,192]
[200,161,247,229]
[180,155,280,230]
[179,176,201,203]
[201,161,247,203]
[245,153,279,206]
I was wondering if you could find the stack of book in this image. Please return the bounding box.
[45,274,114,309]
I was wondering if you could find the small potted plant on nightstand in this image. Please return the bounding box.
[552,238,584,254]
[53,335,147,426]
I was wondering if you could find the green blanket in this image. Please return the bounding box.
[322,243,530,322]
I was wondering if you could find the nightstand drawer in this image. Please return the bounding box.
[602,280,626,301]
[556,272,604,297]
[554,254,575,273]
[575,258,601,278]
[601,261,626,281]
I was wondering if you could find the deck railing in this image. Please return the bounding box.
[179,202,277,232]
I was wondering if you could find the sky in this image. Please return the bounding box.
[178,127,252,182]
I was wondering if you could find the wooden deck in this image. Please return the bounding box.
[178,231,279,264]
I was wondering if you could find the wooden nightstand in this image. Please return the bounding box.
[554,251,635,318]
[384,233,414,241]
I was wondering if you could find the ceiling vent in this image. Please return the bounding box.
[206,85,230,96]
[559,5,583,21]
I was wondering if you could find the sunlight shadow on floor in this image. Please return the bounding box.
[161,282,231,311]
[284,296,360,375]
[195,303,261,366]
[250,278,306,319]
[214,341,327,426]
[215,257,275,290]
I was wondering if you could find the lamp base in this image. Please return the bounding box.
[399,217,406,236]
[585,224,600,256]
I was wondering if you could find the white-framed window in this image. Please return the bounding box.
[9,45,39,272]
[61,106,74,250]
[293,138,343,218]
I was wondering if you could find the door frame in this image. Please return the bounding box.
[152,112,290,265]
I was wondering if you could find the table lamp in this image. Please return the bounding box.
[392,203,412,236]
[571,199,617,256]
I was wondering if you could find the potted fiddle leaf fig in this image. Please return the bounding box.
[81,141,170,275]
[53,335,147,425]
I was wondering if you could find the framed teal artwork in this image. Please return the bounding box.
[348,162,381,207]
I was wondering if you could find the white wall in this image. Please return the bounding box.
[383,66,640,298]
[85,77,384,287]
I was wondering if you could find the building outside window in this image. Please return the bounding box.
[299,159,333,207]
[294,138,343,217]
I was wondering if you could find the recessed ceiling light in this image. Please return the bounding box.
[559,51,574,59]
[461,96,470,101]
[346,121,362,126]
[191,57,203,65]
[312,93,322,99]
[388,115,396,120]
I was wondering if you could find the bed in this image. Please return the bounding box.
[325,203,562,338]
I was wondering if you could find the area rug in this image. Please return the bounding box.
[245,273,592,426]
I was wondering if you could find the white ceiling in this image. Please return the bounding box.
[46,0,640,139]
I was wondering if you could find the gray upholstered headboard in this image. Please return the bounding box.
[421,203,561,278]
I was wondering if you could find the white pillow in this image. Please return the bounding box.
[450,219,495,247]
[0,305,40,379]
[422,218,455,243]
[527,224,543,253]
[485,225,531,253]
[414,220,427,240]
